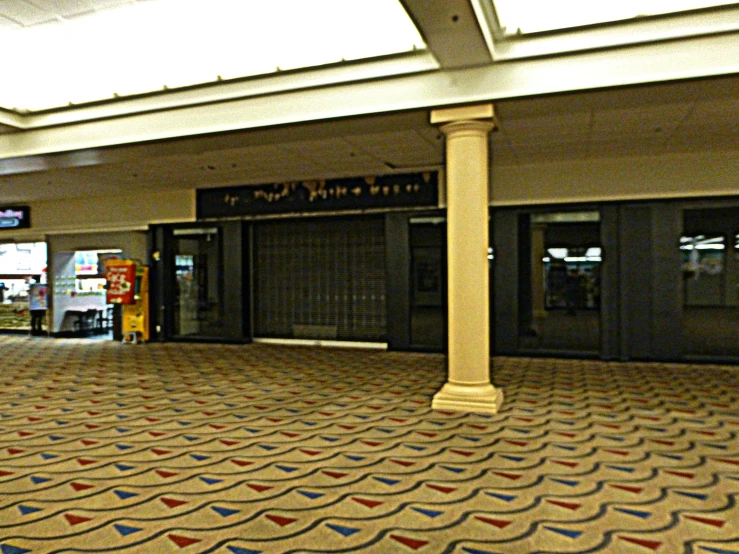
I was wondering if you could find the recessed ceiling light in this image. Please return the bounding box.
[0,0,424,112]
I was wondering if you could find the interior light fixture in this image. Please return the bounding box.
[547,248,568,259]
[491,0,737,35]
[0,0,424,112]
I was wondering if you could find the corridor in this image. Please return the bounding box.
[0,338,737,553]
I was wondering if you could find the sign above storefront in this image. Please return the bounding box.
[196,172,439,219]
[0,206,30,229]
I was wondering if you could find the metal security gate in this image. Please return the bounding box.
[254,217,387,342]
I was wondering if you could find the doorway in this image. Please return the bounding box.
[681,207,739,357]
[171,227,224,338]
[518,212,602,355]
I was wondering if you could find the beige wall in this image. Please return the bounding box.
[8,188,195,241]
[491,148,739,206]
[47,231,148,261]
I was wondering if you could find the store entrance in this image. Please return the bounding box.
[681,207,739,358]
[172,227,225,338]
[518,212,602,355]
[0,242,47,334]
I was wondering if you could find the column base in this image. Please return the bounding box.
[432,382,504,415]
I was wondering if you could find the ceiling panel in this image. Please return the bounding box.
[0,1,154,28]
[0,1,55,25]
[2,76,739,202]
[0,14,20,28]
[590,103,693,138]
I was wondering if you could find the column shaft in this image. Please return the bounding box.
[445,121,492,383]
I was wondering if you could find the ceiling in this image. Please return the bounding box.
[1,74,739,204]
[0,2,738,206]
[493,74,739,164]
[0,0,424,112]
[0,0,146,28]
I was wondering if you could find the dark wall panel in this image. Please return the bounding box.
[650,203,683,359]
[385,213,410,350]
[221,221,245,341]
[600,205,620,360]
[493,210,518,354]
[619,205,653,359]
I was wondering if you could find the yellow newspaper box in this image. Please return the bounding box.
[122,265,149,343]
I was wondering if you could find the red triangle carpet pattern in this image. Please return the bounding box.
[0,336,738,553]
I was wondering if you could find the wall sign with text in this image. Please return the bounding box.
[197,172,438,219]
[105,259,137,305]
[0,206,30,229]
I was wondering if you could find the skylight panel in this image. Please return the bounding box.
[491,0,738,35]
[0,0,424,112]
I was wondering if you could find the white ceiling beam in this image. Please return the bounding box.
[0,111,432,176]
[1,30,738,160]
[0,109,25,129]
[399,0,492,68]
[18,51,439,129]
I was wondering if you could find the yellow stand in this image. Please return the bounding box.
[122,266,149,344]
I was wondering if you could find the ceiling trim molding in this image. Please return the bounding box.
[0,109,24,129]
[1,30,738,160]
[9,51,438,130]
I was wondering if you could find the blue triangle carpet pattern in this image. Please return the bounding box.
[0,336,738,553]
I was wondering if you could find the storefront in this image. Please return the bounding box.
[492,199,739,363]
[0,241,47,333]
[146,172,738,364]
[149,172,441,346]
[47,231,148,338]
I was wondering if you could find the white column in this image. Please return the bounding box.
[430,104,503,415]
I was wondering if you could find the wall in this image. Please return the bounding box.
[492,149,739,206]
[48,231,148,262]
[7,188,195,241]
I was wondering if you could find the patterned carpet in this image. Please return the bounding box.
[0,336,738,554]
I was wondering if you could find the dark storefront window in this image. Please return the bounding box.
[681,208,739,357]
[409,218,446,349]
[171,227,225,338]
[519,211,602,354]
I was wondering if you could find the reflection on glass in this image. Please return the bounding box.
[681,208,739,357]
[172,229,223,337]
[519,215,601,354]
[409,222,445,349]
[543,247,601,312]
[681,235,725,307]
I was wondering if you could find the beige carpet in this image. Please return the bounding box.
[0,337,738,553]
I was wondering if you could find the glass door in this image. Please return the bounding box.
[171,227,224,338]
[681,208,739,357]
[519,211,602,354]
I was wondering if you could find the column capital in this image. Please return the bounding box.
[430,103,495,126]
[437,119,495,139]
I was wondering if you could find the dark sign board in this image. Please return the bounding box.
[0,206,30,230]
[197,172,438,219]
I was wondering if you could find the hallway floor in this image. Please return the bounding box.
[0,337,737,553]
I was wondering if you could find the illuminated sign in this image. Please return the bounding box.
[0,206,30,230]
